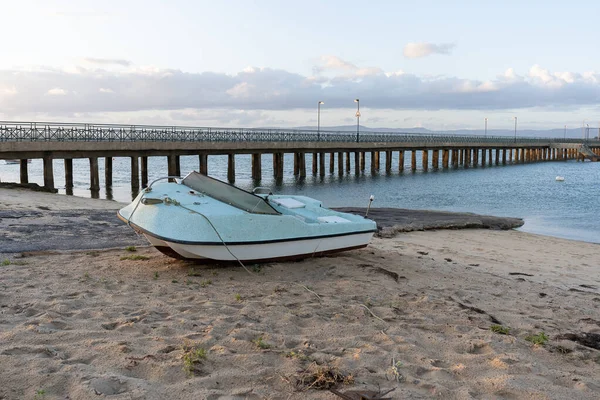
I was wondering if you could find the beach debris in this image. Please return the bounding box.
[417,251,429,255]
[444,258,452,262]
[555,332,600,351]
[579,317,600,327]
[330,387,395,400]
[509,272,534,277]
[296,362,354,390]
[468,263,480,267]
[579,284,597,289]
[539,293,547,297]
[450,297,503,325]
[385,357,404,382]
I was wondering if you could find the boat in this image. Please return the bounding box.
[555,176,565,181]
[4,159,32,165]
[117,172,377,262]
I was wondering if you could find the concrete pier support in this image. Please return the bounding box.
[422,150,429,171]
[64,159,73,189]
[130,156,139,190]
[451,149,458,168]
[465,149,471,167]
[199,154,208,175]
[329,153,335,174]
[354,152,360,175]
[508,149,513,163]
[19,159,29,184]
[319,152,325,177]
[374,151,380,171]
[141,156,148,188]
[385,151,392,172]
[502,149,507,164]
[293,153,299,175]
[338,152,344,175]
[228,154,235,182]
[43,155,54,190]
[495,148,500,165]
[251,154,261,180]
[442,149,449,168]
[299,153,306,177]
[411,150,417,171]
[359,152,365,171]
[481,149,487,166]
[398,150,405,172]
[370,151,377,174]
[89,157,100,192]
[459,149,464,165]
[312,153,317,175]
[488,149,493,166]
[273,153,283,180]
[432,150,439,169]
[473,149,479,166]
[168,155,178,178]
[104,157,112,187]
[345,152,351,172]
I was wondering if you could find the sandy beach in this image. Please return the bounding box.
[1,189,599,399]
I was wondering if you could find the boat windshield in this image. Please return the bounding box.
[182,172,280,215]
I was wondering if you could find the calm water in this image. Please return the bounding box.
[1,152,599,243]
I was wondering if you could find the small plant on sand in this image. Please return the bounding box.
[182,343,207,376]
[120,255,149,261]
[153,271,159,280]
[34,389,46,399]
[1,259,11,266]
[200,279,212,287]
[187,268,202,277]
[251,264,262,273]
[285,350,309,361]
[491,325,510,335]
[86,251,99,257]
[124,246,137,252]
[296,362,354,390]
[253,336,271,350]
[525,332,549,346]
[172,279,178,283]
[234,293,242,302]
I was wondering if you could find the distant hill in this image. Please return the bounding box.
[285,125,598,139]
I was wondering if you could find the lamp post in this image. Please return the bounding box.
[354,98,360,142]
[484,117,488,137]
[564,125,566,139]
[317,101,324,141]
[586,123,589,141]
[514,116,517,142]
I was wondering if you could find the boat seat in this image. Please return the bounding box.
[270,198,306,209]
[317,216,351,223]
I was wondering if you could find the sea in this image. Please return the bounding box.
[1,153,599,244]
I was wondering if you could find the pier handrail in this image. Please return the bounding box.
[0,120,598,145]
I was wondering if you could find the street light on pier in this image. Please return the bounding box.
[484,117,488,137]
[317,101,324,141]
[564,125,566,139]
[354,98,360,142]
[514,116,517,142]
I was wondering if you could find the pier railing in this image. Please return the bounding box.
[0,121,596,145]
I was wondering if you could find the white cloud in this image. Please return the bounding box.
[403,42,455,59]
[47,87,67,96]
[82,57,131,67]
[0,62,599,118]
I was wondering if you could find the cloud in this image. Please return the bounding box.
[0,61,599,118]
[403,42,455,59]
[47,88,67,96]
[313,56,384,78]
[82,57,131,67]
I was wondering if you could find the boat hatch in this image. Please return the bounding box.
[270,198,306,209]
[317,216,351,223]
[181,172,280,215]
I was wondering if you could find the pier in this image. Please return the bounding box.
[1,121,599,196]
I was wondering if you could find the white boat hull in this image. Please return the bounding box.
[147,231,373,262]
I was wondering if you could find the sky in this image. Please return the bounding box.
[1,0,599,131]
